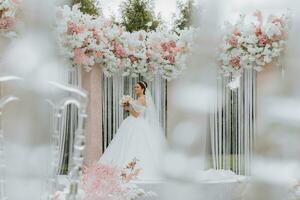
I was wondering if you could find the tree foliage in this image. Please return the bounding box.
[71,0,99,16]
[175,0,196,30]
[120,0,160,32]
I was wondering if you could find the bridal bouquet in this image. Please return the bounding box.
[120,95,133,107]
[81,159,155,200]
[219,10,290,88]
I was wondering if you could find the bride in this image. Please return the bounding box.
[99,81,166,181]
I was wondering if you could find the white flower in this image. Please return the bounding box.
[244,35,258,44]
[264,22,281,38]
[219,11,289,80]
[54,5,193,80]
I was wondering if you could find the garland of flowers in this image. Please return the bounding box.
[0,0,20,38]
[55,5,196,81]
[219,10,290,88]
[0,3,195,81]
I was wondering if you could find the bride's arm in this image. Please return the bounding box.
[124,106,140,118]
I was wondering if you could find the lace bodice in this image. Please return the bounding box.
[130,100,146,118]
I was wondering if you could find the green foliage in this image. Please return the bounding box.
[175,0,196,30]
[71,0,99,16]
[120,0,160,32]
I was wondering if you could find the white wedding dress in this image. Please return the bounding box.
[99,91,166,181]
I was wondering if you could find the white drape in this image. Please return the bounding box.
[210,68,256,175]
[57,66,81,174]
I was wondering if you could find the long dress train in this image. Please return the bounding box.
[99,100,166,181]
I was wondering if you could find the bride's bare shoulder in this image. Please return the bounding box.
[138,96,147,106]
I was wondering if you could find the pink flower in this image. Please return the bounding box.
[165,55,176,64]
[168,41,176,48]
[269,15,285,27]
[228,36,238,47]
[67,21,85,34]
[255,25,263,36]
[177,45,187,53]
[129,55,138,63]
[258,34,270,46]
[112,40,126,58]
[115,47,126,58]
[95,51,104,58]
[161,42,169,51]
[120,158,142,182]
[146,51,152,59]
[91,29,100,41]
[81,163,125,200]
[160,41,177,53]
[0,17,14,30]
[74,48,89,66]
[233,29,241,36]
[253,10,263,25]
[229,56,241,69]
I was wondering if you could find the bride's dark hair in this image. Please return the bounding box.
[137,81,148,95]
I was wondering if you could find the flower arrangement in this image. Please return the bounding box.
[55,5,196,80]
[120,158,142,182]
[2,3,195,81]
[55,5,102,71]
[0,0,20,38]
[81,159,155,200]
[121,30,153,79]
[219,10,290,88]
[147,28,193,80]
[81,163,124,200]
[119,95,134,106]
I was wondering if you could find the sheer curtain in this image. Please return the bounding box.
[57,66,81,174]
[102,73,167,152]
[210,69,256,175]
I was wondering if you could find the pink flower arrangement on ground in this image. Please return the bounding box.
[81,163,124,200]
[81,158,154,200]
[218,10,290,88]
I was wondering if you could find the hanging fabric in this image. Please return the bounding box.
[57,66,81,174]
[211,68,256,175]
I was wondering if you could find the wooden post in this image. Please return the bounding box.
[81,64,102,165]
